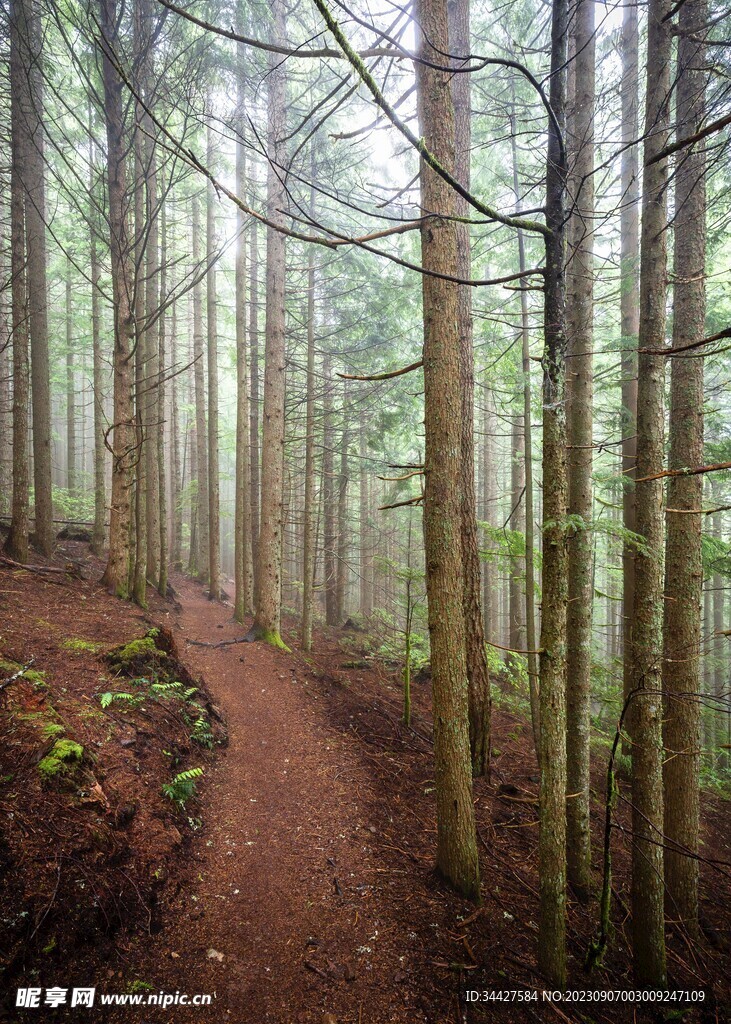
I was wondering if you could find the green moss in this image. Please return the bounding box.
[18,705,62,728]
[41,722,65,741]
[106,630,167,671]
[256,628,291,653]
[127,981,153,994]
[62,638,103,654]
[78,707,106,722]
[0,659,47,686]
[38,740,84,783]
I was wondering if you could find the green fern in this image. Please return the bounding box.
[190,716,214,749]
[99,691,142,709]
[162,767,204,807]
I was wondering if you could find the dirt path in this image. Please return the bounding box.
[112,578,437,1024]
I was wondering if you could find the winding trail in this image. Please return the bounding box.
[114,577,434,1024]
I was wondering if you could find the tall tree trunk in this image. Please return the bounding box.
[508,414,525,652]
[170,286,183,571]
[481,388,498,643]
[207,118,221,601]
[131,1,148,606]
[143,63,160,586]
[131,248,147,596]
[620,0,640,746]
[712,500,725,764]
[358,408,373,619]
[157,201,168,597]
[449,0,491,777]
[630,0,671,987]
[186,291,198,575]
[538,0,569,986]
[415,0,480,901]
[662,0,706,939]
[66,263,76,495]
[335,387,349,623]
[565,0,595,903]
[89,127,106,557]
[18,0,53,556]
[301,234,317,649]
[250,0,288,647]
[99,0,136,598]
[249,217,261,607]
[7,2,29,563]
[234,33,252,623]
[192,193,209,582]
[0,212,10,517]
[322,354,337,625]
[509,121,540,753]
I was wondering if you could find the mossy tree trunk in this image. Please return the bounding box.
[206,114,221,601]
[415,0,480,902]
[250,0,288,649]
[448,0,491,778]
[7,0,29,564]
[662,0,706,939]
[620,0,640,751]
[537,0,569,987]
[630,0,671,987]
[565,0,595,904]
[99,0,136,599]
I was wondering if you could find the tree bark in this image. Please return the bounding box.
[234,26,253,623]
[0,211,10,518]
[249,217,261,607]
[7,1,30,563]
[323,354,338,625]
[157,200,168,597]
[509,120,540,754]
[662,0,706,939]
[481,389,498,643]
[18,0,53,556]
[565,0,595,903]
[358,408,373,619]
[192,193,209,583]
[620,0,640,749]
[630,0,671,987]
[250,0,288,647]
[538,0,569,987]
[415,0,480,902]
[449,0,491,777]
[65,263,76,495]
[170,280,183,571]
[99,0,136,599]
[143,45,160,587]
[206,116,221,601]
[335,386,349,623]
[301,225,317,649]
[89,123,106,557]
[508,413,526,653]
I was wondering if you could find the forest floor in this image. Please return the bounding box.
[1,541,730,1024]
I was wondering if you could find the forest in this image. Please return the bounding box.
[0,0,730,1019]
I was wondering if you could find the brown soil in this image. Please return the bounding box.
[1,547,730,1024]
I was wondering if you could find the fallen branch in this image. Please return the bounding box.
[0,658,36,692]
[0,556,83,578]
[186,636,249,649]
